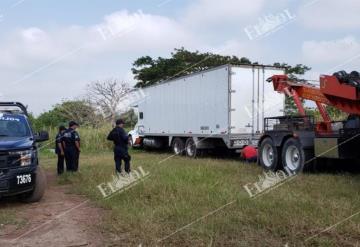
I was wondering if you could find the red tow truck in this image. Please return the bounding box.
[258,71,360,174]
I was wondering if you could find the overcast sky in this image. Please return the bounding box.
[0,0,359,115]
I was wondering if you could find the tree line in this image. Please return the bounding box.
[30,47,346,130]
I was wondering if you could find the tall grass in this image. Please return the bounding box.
[41,124,130,154]
[40,152,360,246]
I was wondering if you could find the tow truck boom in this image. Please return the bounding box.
[269,74,360,133]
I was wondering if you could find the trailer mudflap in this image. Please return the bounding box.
[314,138,339,158]
[315,134,360,159]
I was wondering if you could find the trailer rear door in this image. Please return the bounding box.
[230,66,284,135]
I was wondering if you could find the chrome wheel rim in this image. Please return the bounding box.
[285,145,300,171]
[186,140,195,157]
[262,143,274,168]
[174,142,181,154]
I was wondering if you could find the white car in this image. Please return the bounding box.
[128,128,142,148]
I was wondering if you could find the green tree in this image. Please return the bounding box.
[35,100,104,129]
[326,105,348,121]
[27,112,42,131]
[119,109,137,128]
[132,47,252,87]
[34,107,68,130]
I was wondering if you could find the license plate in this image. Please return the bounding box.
[16,174,32,185]
[233,139,249,146]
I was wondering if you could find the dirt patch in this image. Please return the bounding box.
[0,172,107,247]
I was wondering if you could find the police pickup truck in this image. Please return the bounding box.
[0,102,48,202]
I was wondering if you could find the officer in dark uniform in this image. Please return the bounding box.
[62,121,81,172]
[55,125,66,175]
[107,119,131,175]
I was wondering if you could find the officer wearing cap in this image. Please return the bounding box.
[62,121,81,172]
[55,125,66,175]
[107,119,131,175]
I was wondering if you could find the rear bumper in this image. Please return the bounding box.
[228,134,261,149]
[0,166,36,196]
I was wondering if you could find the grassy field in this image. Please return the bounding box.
[0,208,26,235]
[39,149,360,246]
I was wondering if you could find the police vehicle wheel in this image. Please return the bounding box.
[281,138,305,174]
[259,137,279,171]
[21,166,47,203]
[185,138,198,158]
[172,138,185,155]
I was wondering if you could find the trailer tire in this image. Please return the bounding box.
[185,138,198,158]
[20,166,47,203]
[259,137,279,171]
[281,138,305,174]
[128,135,134,147]
[172,138,185,155]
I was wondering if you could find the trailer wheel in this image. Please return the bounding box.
[172,138,185,155]
[128,135,134,147]
[20,166,47,203]
[259,137,279,171]
[185,138,198,158]
[281,138,305,174]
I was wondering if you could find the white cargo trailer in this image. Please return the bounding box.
[132,64,285,157]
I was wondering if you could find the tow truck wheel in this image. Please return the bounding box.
[281,138,305,174]
[21,166,47,203]
[172,138,185,155]
[185,138,198,158]
[259,137,279,171]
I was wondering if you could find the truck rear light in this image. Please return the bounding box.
[135,138,142,145]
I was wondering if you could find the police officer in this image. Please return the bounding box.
[107,119,131,175]
[62,121,81,172]
[55,125,66,175]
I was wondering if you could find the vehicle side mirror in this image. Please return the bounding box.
[35,131,49,142]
